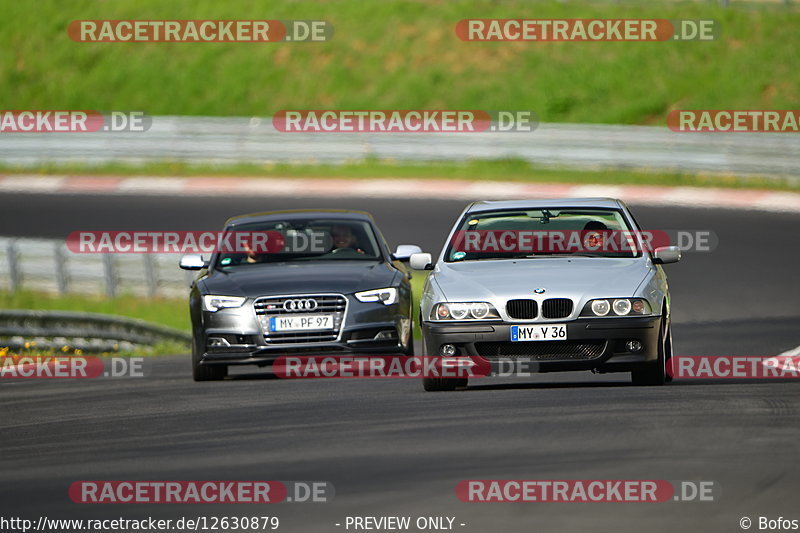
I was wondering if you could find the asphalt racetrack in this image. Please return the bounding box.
[1,192,798,533]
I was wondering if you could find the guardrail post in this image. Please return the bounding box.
[7,239,21,292]
[54,242,69,294]
[102,253,117,298]
[143,254,158,297]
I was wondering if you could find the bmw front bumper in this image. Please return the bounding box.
[421,316,662,374]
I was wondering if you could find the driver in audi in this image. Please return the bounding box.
[242,224,364,263]
[331,224,365,254]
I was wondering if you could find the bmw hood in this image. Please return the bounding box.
[200,261,398,297]
[433,257,651,301]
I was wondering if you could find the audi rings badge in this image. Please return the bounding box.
[283,298,319,312]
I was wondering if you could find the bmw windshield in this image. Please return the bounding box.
[444,208,643,261]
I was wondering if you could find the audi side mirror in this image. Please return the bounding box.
[180,254,208,270]
[392,244,423,261]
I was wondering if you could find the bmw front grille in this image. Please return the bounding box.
[505,298,574,320]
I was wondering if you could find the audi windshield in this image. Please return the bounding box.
[214,218,383,267]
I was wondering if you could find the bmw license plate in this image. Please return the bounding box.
[270,315,334,332]
[511,324,567,341]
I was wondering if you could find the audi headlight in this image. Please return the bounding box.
[432,302,499,321]
[203,295,246,312]
[355,288,398,305]
[581,298,651,317]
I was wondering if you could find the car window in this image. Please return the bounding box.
[214,218,382,268]
[445,208,641,261]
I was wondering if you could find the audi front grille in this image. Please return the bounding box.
[254,294,347,344]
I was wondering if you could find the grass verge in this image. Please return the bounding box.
[3,1,800,124]
[0,290,190,331]
[2,159,797,191]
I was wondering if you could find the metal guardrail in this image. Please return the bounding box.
[0,238,193,351]
[1,117,799,179]
[0,236,195,298]
[0,310,191,352]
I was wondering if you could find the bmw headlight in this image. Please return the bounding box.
[581,298,651,317]
[612,299,631,316]
[355,287,398,305]
[203,295,246,312]
[432,302,499,321]
[590,299,610,316]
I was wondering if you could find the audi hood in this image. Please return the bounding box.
[199,261,400,297]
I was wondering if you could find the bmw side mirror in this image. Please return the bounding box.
[409,252,433,270]
[653,246,681,265]
[392,244,423,261]
[180,254,208,270]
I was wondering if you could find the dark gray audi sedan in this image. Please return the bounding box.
[180,210,419,381]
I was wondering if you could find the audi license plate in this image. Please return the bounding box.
[511,324,568,341]
[270,315,334,332]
